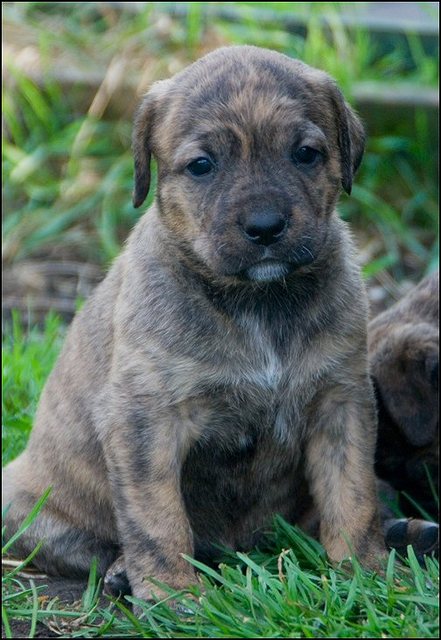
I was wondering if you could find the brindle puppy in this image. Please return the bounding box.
[369,271,438,549]
[3,46,386,604]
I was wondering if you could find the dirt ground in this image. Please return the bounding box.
[2,574,117,638]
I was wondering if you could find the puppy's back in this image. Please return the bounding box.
[3,254,126,534]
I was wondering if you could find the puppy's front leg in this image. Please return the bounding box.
[102,407,197,601]
[306,384,387,570]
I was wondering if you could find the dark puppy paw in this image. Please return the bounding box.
[103,556,132,598]
[384,518,439,562]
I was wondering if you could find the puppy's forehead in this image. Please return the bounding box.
[161,46,332,137]
[177,45,327,95]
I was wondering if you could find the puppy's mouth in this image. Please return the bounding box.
[243,248,316,282]
[245,259,290,282]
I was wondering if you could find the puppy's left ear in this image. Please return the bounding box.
[330,86,365,195]
[132,79,171,209]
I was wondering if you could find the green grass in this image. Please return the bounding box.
[2,312,65,465]
[2,314,439,638]
[2,510,439,638]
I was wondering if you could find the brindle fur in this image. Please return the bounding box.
[369,270,439,518]
[3,46,386,603]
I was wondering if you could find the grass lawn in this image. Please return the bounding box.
[2,314,439,638]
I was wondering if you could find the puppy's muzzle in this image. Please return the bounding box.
[240,210,287,246]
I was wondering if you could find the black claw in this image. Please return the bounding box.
[104,570,132,597]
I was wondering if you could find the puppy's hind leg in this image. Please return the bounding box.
[3,487,119,579]
[5,510,119,579]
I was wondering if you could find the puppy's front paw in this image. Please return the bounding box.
[326,530,388,574]
[135,571,199,599]
[359,547,389,575]
[131,574,201,617]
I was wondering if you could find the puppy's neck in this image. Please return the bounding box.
[134,203,351,319]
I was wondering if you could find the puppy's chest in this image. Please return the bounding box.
[194,312,320,445]
[160,307,337,443]
[235,312,286,391]
[227,310,329,395]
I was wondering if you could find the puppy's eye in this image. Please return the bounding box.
[292,146,321,166]
[187,157,214,176]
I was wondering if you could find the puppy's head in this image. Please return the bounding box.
[133,45,364,282]
[370,323,438,449]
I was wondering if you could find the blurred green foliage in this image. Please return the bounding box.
[2,311,64,465]
[2,1,439,280]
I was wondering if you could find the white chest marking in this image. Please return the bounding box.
[238,313,284,390]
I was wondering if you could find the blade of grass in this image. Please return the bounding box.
[2,605,12,639]
[28,579,39,639]
[423,463,439,509]
[3,540,45,579]
[400,492,433,521]
[113,599,151,636]
[81,556,101,611]
[2,487,52,555]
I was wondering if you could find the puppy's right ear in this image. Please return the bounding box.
[329,85,365,196]
[132,79,171,209]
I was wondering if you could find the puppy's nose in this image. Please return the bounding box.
[242,211,287,246]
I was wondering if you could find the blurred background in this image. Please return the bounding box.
[2,1,439,325]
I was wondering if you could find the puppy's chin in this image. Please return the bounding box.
[245,260,290,282]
